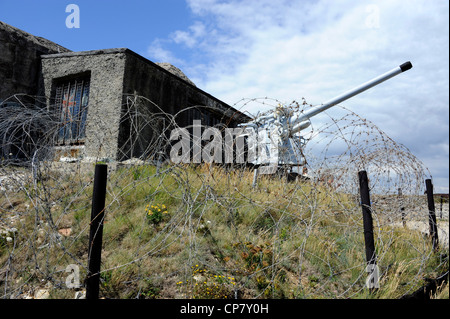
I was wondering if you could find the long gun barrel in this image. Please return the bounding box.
[294,61,413,126]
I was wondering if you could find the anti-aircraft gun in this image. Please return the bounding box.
[238,62,413,178]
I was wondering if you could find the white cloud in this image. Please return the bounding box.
[171,21,207,48]
[171,30,195,47]
[146,0,449,192]
[146,39,183,65]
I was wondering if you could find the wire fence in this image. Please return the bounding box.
[0,94,448,299]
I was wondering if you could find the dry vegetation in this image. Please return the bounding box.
[0,94,447,299]
[0,163,447,299]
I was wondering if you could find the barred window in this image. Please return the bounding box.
[53,76,90,145]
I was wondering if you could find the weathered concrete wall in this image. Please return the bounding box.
[41,48,250,162]
[1,22,250,164]
[123,50,247,126]
[0,21,69,101]
[41,49,127,161]
[119,50,250,160]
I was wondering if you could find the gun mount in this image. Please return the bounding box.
[238,62,413,176]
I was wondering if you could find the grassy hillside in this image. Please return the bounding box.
[0,163,448,299]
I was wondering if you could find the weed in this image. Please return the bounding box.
[177,265,236,299]
[145,204,168,225]
[0,164,447,299]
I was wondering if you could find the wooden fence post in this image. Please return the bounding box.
[398,188,406,228]
[425,179,439,251]
[358,170,378,290]
[86,164,108,299]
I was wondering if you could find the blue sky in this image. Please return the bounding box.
[0,0,449,192]
[0,0,192,52]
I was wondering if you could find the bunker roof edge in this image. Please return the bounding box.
[41,47,251,121]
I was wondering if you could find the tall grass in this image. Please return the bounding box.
[0,163,447,299]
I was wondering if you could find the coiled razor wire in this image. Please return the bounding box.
[0,94,447,299]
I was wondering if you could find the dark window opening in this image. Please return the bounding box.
[53,75,90,145]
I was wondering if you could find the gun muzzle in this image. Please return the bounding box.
[296,62,413,123]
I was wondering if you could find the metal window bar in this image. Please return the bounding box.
[54,78,89,145]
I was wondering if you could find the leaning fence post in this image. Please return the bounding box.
[425,179,439,251]
[358,170,378,290]
[86,164,108,299]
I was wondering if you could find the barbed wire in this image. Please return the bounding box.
[0,94,447,299]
